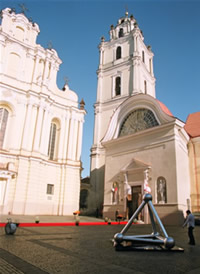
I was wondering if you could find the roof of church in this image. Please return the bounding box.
[184,112,200,138]
[156,100,173,117]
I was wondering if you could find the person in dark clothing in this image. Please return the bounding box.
[183,210,195,245]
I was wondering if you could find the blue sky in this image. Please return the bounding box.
[1,0,200,178]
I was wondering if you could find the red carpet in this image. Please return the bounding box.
[0,221,128,227]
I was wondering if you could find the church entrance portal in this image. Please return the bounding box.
[129,185,143,221]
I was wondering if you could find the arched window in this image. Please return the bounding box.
[48,122,57,160]
[116,46,121,60]
[157,177,167,204]
[0,108,9,149]
[111,182,119,204]
[15,26,25,41]
[119,108,159,137]
[115,76,121,96]
[119,28,124,38]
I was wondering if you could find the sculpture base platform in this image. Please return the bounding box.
[113,194,184,252]
[114,242,184,252]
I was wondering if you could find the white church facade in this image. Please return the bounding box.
[89,12,199,225]
[0,8,86,216]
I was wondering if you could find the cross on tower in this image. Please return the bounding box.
[125,5,129,17]
[64,76,70,86]
[47,41,53,50]
[19,3,29,14]
[62,76,70,91]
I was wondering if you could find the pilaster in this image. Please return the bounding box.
[76,120,84,161]
[21,102,33,150]
[71,118,79,160]
[33,103,44,152]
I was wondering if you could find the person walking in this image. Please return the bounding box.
[183,210,195,245]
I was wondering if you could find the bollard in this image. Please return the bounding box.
[108,218,111,225]
[35,216,40,223]
[73,210,80,226]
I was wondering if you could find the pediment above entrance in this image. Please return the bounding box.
[109,158,150,183]
[121,158,150,173]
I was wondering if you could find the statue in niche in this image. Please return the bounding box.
[111,182,119,204]
[157,177,167,204]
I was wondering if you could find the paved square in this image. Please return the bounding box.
[0,224,199,273]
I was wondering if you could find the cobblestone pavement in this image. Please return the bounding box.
[0,223,200,274]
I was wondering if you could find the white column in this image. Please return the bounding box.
[9,102,26,150]
[99,47,103,65]
[143,169,151,224]
[42,58,50,85]
[57,116,66,161]
[71,118,78,161]
[21,103,33,150]
[44,113,52,156]
[133,35,137,52]
[63,113,70,161]
[27,104,38,151]
[0,39,5,74]
[93,106,102,145]
[43,59,49,79]
[58,164,65,215]
[68,117,75,160]
[123,172,129,213]
[150,58,154,76]
[40,108,51,155]
[2,176,13,214]
[96,73,102,102]
[133,58,139,93]
[73,117,79,160]
[33,105,44,152]
[32,56,40,82]
[76,120,83,161]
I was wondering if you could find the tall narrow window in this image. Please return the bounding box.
[48,122,57,160]
[149,58,152,74]
[115,77,121,96]
[47,63,51,79]
[0,108,9,149]
[142,50,145,63]
[119,28,124,38]
[144,80,147,94]
[116,46,121,60]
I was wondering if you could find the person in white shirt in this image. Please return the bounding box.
[183,210,195,245]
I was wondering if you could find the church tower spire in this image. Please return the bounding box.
[97,12,155,104]
[89,12,156,213]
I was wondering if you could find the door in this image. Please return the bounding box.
[131,185,142,220]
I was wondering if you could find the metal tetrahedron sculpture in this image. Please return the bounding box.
[114,193,182,251]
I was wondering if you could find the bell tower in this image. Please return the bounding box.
[89,12,156,213]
